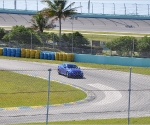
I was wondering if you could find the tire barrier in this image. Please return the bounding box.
[55,52,74,62]
[2,48,21,57]
[7,48,11,56]
[66,53,74,62]
[0,48,3,55]
[40,52,44,59]
[15,48,21,57]
[21,48,26,58]
[44,53,48,59]
[0,47,74,62]
[41,52,55,60]
[59,53,63,61]
[63,53,67,61]
[25,49,30,58]
[48,53,52,60]
[10,48,16,57]
[2,47,7,56]
[35,50,40,59]
[55,52,59,60]
[30,50,36,58]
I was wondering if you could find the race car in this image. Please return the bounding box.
[58,63,84,78]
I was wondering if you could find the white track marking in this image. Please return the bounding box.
[88,83,122,105]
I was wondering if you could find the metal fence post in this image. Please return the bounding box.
[31,32,32,49]
[128,67,132,125]
[46,69,52,125]
[72,18,74,53]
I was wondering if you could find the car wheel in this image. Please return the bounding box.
[66,72,70,78]
[58,69,61,75]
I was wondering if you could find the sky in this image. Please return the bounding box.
[0,0,150,15]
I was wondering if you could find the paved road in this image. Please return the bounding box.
[0,59,150,124]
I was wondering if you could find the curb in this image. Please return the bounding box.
[0,74,96,111]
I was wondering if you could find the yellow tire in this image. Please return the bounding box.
[0,48,3,55]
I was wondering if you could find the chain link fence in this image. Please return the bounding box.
[0,65,150,124]
[1,32,150,58]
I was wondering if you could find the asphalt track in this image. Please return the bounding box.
[0,59,150,124]
[0,13,150,33]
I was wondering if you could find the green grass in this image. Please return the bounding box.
[46,29,150,42]
[48,29,150,35]
[12,117,150,125]
[0,71,86,108]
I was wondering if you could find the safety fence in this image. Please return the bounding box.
[0,66,150,124]
[0,33,150,58]
[1,31,150,58]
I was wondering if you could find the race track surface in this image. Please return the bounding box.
[0,59,150,124]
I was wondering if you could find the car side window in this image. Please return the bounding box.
[63,64,66,68]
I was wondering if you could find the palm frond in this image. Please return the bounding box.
[41,0,57,11]
[63,2,75,11]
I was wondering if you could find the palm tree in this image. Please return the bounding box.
[40,0,80,43]
[30,12,53,32]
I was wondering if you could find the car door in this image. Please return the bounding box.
[62,64,67,75]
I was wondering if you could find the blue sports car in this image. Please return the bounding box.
[58,63,84,78]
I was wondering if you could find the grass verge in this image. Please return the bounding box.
[12,117,150,124]
[46,29,149,42]
[0,71,86,108]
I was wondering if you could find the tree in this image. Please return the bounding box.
[41,0,80,43]
[105,36,137,56]
[137,35,150,52]
[0,27,6,40]
[68,31,89,47]
[137,35,150,57]
[2,25,42,45]
[30,12,54,32]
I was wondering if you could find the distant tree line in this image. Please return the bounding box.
[105,36,150,57]
[0,26,89,47]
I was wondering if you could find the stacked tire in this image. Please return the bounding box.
[55,52,59,60]
[59,53,63,61]
[35,50,40,59]
[30,50,36,58]
[21,48,26,58]
[0,48,3,55]
[10,48,16,57]
[67,53,74,62]
[7,48,11,56]
[63,53,67,61]
[15,48,21,57]
[25,49,30,58]
[40,51,55,60]
[1,47,74,62]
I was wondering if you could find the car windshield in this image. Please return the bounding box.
[67,64,78,68]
